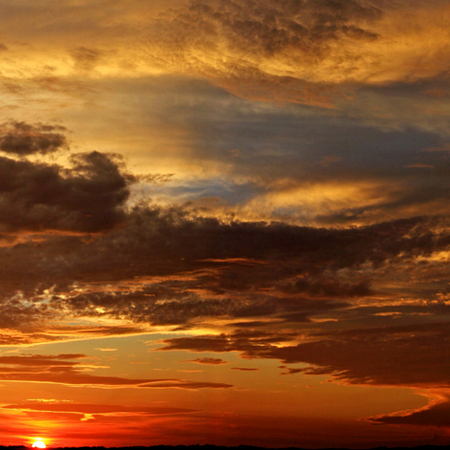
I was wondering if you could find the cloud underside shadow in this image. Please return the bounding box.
[160,322,450,388]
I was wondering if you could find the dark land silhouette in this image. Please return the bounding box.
[6,445,450,450]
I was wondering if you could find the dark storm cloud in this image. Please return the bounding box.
[371,396,450,427]
[0,207,449,328]
[0,121,67,156]
[86,211,450,272]
[0,131,447,332]
[51,280,348,327]
[0,150,130,232]
[26,210,448,328]
[7,209,436,284]
[160,322,450,388]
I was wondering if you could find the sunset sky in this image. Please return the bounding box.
[0,0,449,448]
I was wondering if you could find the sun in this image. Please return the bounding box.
[32,441,46,449]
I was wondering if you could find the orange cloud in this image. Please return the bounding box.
[0,354,232,390]
[140,0,450,105]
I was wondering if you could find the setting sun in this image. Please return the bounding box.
[32,441,46,449]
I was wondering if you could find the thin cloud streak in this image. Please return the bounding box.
[0,354,233,390]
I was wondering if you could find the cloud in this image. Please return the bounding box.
[85,212,450,273]
[160,322,450,388]
[0,0,448,113]
[280,367,304,375]
[370,395,450,427]
[0,1,448,444]
[183,358,229,365]
[280,277,372,298]
[141,0,450,105]
[0,123,448,401]
[0,203,448,331]
[144,0,382,105]
[71,47,103,71]
[2,401,197,416]
[81,77,450,225]
[0,354,232,389]
[54,279,348,327]
[0,121,67,156]
[0,149,130,232]
[0,353,85,366]
[151,0,382,64]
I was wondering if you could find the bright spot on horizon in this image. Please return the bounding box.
[32,441,46,449]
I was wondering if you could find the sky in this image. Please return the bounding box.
[0,0,449,447]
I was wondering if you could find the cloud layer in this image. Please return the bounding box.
[0,353,232,389]
[0,123,131,232]
[142,0,450,105]
[0,0,448,442]
[0,121,67,156]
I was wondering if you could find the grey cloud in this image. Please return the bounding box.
[52,284,348,327]
[91,211,449,271]
[51,76,450,229]
[0,134,447,331]
[0,121,67,155]
[0,208,448,328]
[0,150,130,232]
[20,210,439,282]
[118,76,449,214]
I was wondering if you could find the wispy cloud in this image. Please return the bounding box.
[0,354,233,390]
